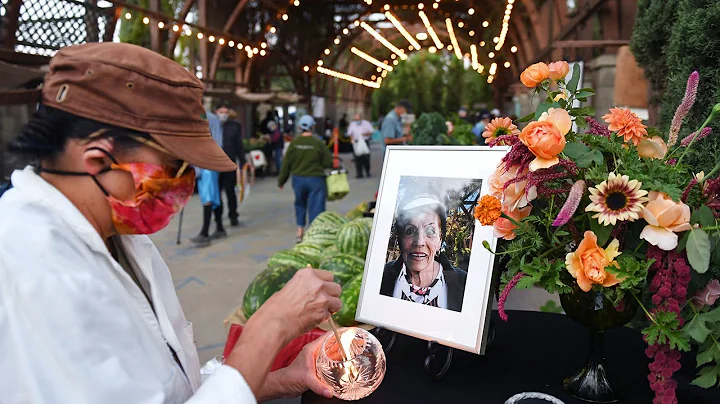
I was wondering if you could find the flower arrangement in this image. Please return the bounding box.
[476,61,720,403]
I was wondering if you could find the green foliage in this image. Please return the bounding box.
[452,123,475,146]
[683,307,720,387]
[642,310,691,352]
[540,300,564,314]
[410,112,450,145]
[371,51,493,120]
[687,228,711,273]
[605,255,654,305]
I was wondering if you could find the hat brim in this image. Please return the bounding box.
[150,132,236,172]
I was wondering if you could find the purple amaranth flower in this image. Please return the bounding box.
[681,178,698,203]
[488,134,521,147]
[666,158,678,166]
[553,180,586,227]
[668,71,700,147]
[586,117,611,138]
[680,127,712,147]
[498,272,525,321]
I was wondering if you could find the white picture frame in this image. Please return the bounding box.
[356,146,508,354]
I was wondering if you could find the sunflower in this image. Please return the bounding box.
[602,107,647,146]
[482,117,520,144]
[475,195,503,225]
[585,173,649,226]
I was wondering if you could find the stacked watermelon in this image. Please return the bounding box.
[242,211,374,326]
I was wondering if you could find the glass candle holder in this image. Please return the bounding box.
[315,327,386,401]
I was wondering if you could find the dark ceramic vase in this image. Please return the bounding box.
[559,285,639,403]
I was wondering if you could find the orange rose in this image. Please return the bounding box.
[637,136,668,159]
[493,206,532,240]
[488,164,537,211]
[519,121,567,171]
[639,192,691,250]
[565,231,622,292]
[520,62,550,88]
[538,108,572,135]
[548,61,570,81]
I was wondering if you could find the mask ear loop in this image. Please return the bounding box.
[126,134,189,178]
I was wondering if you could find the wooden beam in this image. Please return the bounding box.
[208,0,251,82]
[553,39,629,48]
[166,0,197,57]
[2,0,23,49]
[149,0,161,52]
[535,0,609,61]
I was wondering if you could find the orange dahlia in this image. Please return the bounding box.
[475,195,503,225]
[482,117,520,144]
[602,107,647,146]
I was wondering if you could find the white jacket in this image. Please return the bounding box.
[0,167,255,403]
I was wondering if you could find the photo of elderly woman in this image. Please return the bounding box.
[379,176,482,312]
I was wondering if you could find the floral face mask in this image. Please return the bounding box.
[41,146,195,235]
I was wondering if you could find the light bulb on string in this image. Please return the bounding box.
[429,46,437,54]
[208,35,215,42]
[482,20,489,27]
[334,38,340,45]
[469,30,475,36]
[488,52,494,58]
[480,40,485,46]
[142,17,149,24]
[433,3,438,8]
[253,48,259,54]
[197,32,204,39]
[229,40,235,47]
[458,21,464,28]
[270,26,276,33]
[294,0,300,5]
[124,12,132,20]
[218,38,225,45]
[391,54,396,59]
[468,8,475,15]
[260,50,266,56]
[245,45,251,52]
[324,48,330,55]
[418,3,423,9]
[318,60,323,66]
[504,61,511,68]
[282,14,288,21]
[172,24,179,32]
[393,59,399,65]
[303,66,310,72]
[158,21,164,29]
[511,46,517,53]
[261,42,267,49]
[343,28,349,35]
[237,42,243,49]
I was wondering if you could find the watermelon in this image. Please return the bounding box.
[320,245,340,263]
[333,274,363,326]
[268,249,319,269]
[303,224,339,247]
[242,265,298,318]
[320,253,365,285]
[336,219,371,259]
[308,211,347,232]
[292,242,323,260]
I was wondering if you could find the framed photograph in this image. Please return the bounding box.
[356,146,508,354]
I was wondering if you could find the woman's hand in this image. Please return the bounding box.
[253,267,342,344]
[258,335,333,401]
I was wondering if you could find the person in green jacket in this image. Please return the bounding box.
[278,115,334,243]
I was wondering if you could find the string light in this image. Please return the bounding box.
[334,38,340,45]
[158,21,164,29]
[409,45,414,51]
[429,46,437,54]
[480,40,486,46]
[393,59,399,65]
[142,17,149,24]
[391,53,397,59]
[237,42,243,49]
[416,32,428,41]
[511,46,518,53]
[270,26,276,33]
[303,65,310,72]
[489,62,497,75]
[218,38,225,45]
[487,75,494,84]
[447,44,453,51]
[360,21,407,60]
[469,30,475,36]
[488,52,495,58]
[245,45,251,52]
[381,70,388,78]
[384,4,390,11]
[317,60,323,66]
[504,61,511,68]
[470,44,478,70]
[229,40,235,47]
[317,66,380,88]
[208,35,215,42]
[197,32,204,39]
[343,28,349,35]
[372,75,377,80]
[125,12,132,20]
[294,0,300,5]
[281,13,289,21]
[260,50,266,56]
[482,20,489,28]
[445,18,462,60]
[376,67,382,73]
[172,24,179,32]
[261,42,267,49]
[419,11,443,49]
[493,37,499,43]
[496,0,514,50]
[350,47,394,71]
[324,48,331,55]
[385,12,421,49]
[477,65,484,73]
[433,3,439,9]
[252,48,259,54]
[468,8,475,15]
[458,21,464,28]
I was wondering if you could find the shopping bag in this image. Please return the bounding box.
[326,169,350,201]
[352,136,370,156]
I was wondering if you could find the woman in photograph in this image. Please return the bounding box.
[380,192,468,312]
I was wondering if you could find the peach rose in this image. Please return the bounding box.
[640,192,691,251]
[553,92,568,102]
[565,231,622,292]
[548,61,570,81]
[637,136,668,159]
[520,62,550,88]
[519,121,567,171]
[539,108,572,135]
[494,206,532,240]
[488,164,537,211]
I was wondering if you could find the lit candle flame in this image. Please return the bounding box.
[339,329,358,382]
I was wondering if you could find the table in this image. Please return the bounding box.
[303,311,718,403]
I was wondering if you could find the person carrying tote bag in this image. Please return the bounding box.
[347,114,373,178]
[278,115,334,243]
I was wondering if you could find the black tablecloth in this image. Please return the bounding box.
[302,311,718,404]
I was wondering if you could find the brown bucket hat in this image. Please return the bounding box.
[42,42,235,172]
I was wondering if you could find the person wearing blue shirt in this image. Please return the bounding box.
[191,111,225,246]
[381,100,413,156]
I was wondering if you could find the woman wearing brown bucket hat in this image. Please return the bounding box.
[0,43,339,403]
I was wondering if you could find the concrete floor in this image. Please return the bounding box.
[149,145,558,402]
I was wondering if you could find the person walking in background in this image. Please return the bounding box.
[268,120,284,176]
[347,113,373,178]
[191,111,226,246]
[278,115,333,243]
[216,104,245,227]
[381,100,412,157]
[338,113,349,136]
[472,112,491,146]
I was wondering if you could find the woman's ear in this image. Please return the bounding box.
[80,138,115,175]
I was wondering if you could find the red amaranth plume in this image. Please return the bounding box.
[669,71,700,147]
[680,127,712,147]
[586,117,611,138]
[498,272,525,321]
[500,143,534,175]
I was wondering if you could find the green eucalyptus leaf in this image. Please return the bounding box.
[567,62,581,93]
[692,364,720,388]
[576,150,604,168]
[685,314,713,343]
[687,228,711,273]
[563,142,590,158]
[589,215,612,246]
[692,205,716,228]
[516,112,535,123]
